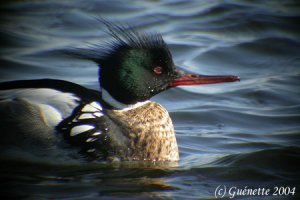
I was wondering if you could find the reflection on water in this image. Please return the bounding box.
[1,0,300,199]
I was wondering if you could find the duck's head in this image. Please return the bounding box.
[84,22,239,109]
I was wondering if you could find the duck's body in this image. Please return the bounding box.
[0,79,178,161]
[0,22,239,162]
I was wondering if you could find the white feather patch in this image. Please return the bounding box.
[81,104,98,112]
[87,149,96,153]
[90,101,102,110]
[0,88,80,118]
[38,104,63,127]
[81,102,102,112]
[93,112,103,117]
[92,132,101,136]
[78,113,96,120]
[70,125,94,136]
[86,138,97,142]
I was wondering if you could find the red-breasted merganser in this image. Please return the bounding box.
[0,22,239,162]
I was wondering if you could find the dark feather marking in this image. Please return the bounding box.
[0,79,104,104]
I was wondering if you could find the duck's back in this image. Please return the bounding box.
[0,87,81,159]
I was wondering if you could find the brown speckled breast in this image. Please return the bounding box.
[107,102,179,161]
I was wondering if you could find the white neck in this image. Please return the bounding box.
[102,89,150,111]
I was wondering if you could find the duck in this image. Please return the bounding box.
[0,22,239,162]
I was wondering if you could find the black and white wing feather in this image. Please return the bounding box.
[0,79,109,160]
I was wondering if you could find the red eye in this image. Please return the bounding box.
[153,66,162,75]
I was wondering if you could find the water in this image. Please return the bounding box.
[1,0,300,199]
